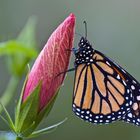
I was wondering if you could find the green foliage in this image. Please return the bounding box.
[17,17,37,48]
[0,17,38,114]
[0,77,66,140]
[0,16,66,140]
[0,41,37,57]
[0,17,38,77]
[15,82,41,136]
[29,118,67,138]
[0,102,15,132]
[15,83,63,138]
[15,70,29,129]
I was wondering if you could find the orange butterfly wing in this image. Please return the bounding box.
[73,50,133,124]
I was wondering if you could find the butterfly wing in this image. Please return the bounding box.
[73,50,133,124]
[103,51,140,126]
[120,79,140,126]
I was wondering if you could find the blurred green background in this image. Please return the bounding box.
[1,0,140,140]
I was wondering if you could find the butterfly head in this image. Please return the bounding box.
[74,21,95,66]
[74,37,94,66]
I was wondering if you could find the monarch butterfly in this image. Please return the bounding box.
[72,21,140,126]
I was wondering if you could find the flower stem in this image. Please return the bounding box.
[16,137,23,140]
[0,76,19,113]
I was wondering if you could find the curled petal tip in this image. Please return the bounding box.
[69,13,76,18]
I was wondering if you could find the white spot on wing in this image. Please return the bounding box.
[81,111,84,114]
[76,108,80,112]
[137,119,140,122]
[94,120,98,123]
[121,69,126,73]
[73,104,76,108]
[89,118,92,121]
[90,59,93,62]
[132,102,138,110]
[99,120,103,122]
[106,120,109,123]
[127,89,130,93]
[131,85,135,90]
[117,75,120,80]
[76,112,80,116]
[137,95,140,101]
[123,80,127,86]
[106,61,111,66]
[125,103,129,106]
[112,117,115,120]
[107,116,111,119]
[95,116,99,119]
[129,101,132,105]
[128,113,132,118]
[132,80,137,84]
[86,111,90,114]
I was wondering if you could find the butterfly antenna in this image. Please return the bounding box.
[83,21,87,38]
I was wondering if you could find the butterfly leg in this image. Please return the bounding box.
[56,68,75,78]
[66,48,79,54]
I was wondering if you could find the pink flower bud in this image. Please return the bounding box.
[22,13,75,111]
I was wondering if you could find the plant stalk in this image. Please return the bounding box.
[16,136,23,140]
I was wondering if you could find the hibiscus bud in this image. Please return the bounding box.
[24,13,75,110]
[15,13,75,137]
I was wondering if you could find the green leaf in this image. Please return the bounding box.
[0,40,38,76]
[0,102,15,132]
[0,41,37,57]
[0,16,38,77]
[17,16,37,49]
[15,81,41,135]
[29,118,67,138]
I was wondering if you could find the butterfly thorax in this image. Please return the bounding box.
[75,37,94,66]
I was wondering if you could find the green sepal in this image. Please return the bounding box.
[29,118,67,138]
[15,67,30,129]
[15,81,41,134]
[36,87,60,124]
[23,87,60,138]
[20,121,36,137]
[22,87,60,137]
[15,79,62,138]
